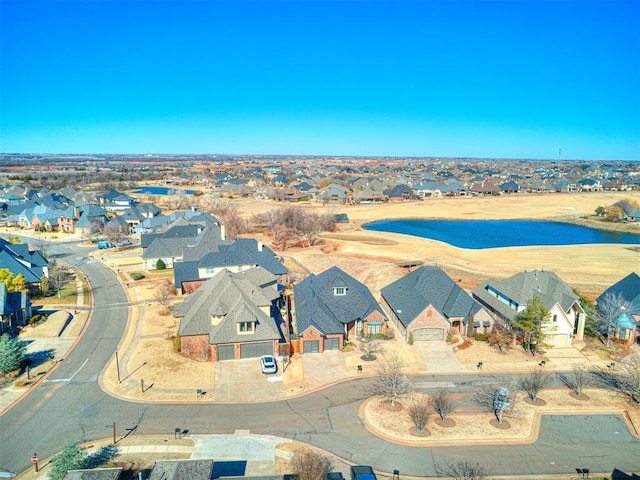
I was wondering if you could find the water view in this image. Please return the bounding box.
[363,219,640,249]
[134,186,194,195]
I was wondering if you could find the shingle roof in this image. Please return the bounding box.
[148,460,213,480]
[472,270,582,321]
[176,269,282,345]
[62,468,122,480]
[381,265,480,328]
[294,266,386,335]
[597,272,640,314]
[195,238,288,276]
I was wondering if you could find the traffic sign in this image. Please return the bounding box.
[31,455,38,464]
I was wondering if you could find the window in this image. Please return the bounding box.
[205,267,215,274]
[334,287,346,296]
[368,324,381,335]
[239,322,254,333]
[552,314,558,322]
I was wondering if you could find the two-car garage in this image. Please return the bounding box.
[217,342,274,361]
[411,327,445,341]
[302,337,341,353]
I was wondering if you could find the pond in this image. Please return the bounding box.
[363,219,640,249]
[134,186,194,195]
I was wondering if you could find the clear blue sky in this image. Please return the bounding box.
[1,0,639,160]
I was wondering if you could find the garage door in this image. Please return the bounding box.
[303,340,320,353]
[239,342,273,359]
[546,333,569,347]
[412,328,444,341]
[217,345,235,361]
[325,338,340,351]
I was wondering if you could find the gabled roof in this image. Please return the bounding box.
[597,272,640,314]
[0,238,47,283]
[176,269,281,344]
[294,266,387,336]
[63,468,122,480]
[195,238,288,276]
[381,265,481,327]
[472,270,583,321]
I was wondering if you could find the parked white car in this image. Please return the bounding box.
[260,355,277,374]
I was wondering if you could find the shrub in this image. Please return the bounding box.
[28,314,47,325]
[173,335,181,352]
[373,333,387,340]
[156,259,166,270]
[446,331,453,343]
[408,332,414,345]
[474,333,489,342]
[130,272,145,281]
[343,342,357,352]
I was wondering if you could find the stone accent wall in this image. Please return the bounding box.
[180,334,211,361]
[407,306,449,335]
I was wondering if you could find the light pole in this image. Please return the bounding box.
[114,348,121,383]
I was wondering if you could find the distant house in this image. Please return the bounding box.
[0,237,49,295]
[381,265,492,342]
[292,266,388,353]
[175,268,284,362]
[472,270,585,346]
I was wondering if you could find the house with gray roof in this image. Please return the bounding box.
[148,460,213,480]
[176,268,284,362]
[596,272,640,343]
[472,270,585,346]
[62,468,122,480]
[0,237,48,295]
[381,265,492,342]
[0,283,32,334]
[292,266,388,353]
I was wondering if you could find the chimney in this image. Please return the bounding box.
[73,206,80,219]
[220,225,226,240]
[258,241,263,252]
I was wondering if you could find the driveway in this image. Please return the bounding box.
[213,358,287,402]
[411,341,468,373]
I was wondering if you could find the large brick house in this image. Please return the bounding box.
[175,268,285,362]
[381,265,492,342]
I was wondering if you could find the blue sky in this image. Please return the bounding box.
[1,0,639,160]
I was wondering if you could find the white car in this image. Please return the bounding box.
[260,355,277,374]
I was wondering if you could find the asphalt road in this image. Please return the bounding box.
[0,242,638,477]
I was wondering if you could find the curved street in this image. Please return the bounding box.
[0,242,638,477]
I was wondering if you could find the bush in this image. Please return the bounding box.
[408,332,414,345]
[446,331,453,342]
[130,272,145,281]
[373,333,388,340]
[173,335,181,352]
[156,259,166,270]
[343,342,357,352]
[27,314,47,325]
[474,333,489,342]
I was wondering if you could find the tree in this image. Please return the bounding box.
[48,440,90,480]
[436,459,492,480]
[560,364,589,397]
[430,387,456,422]
[366,352,413,407]
[594,353,640,405]
[519,368,551,402]
[488,331,512,353]
[360,337,382,361]
[0,268,15,291]
[11,273,27,292]
[289,448,334,480]
[155,259,166,270]
[103,222,127,248]
[8,236,21,245]
[0,333,27,375]
[40,274,51,296]
[48,264,69,298]
[154,280,175,314]
[473,377,518,424]
[596,292,632,348]
[511,296,551,353]
[595,205,605,216]
[408,395,430,432]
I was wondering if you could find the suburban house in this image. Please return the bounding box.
[381,265,492,342]
[292,266,388,353]
[148,460,214,480]
[597,272,640,343]
[175,268,285,362]
[472,270,585,346]
[62,468,123,480]
[0,283,32,334]
[174,238,289,294]
[0,238,49,295]
[141,222,228,270]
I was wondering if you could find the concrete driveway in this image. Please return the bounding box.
[411,341,468,373]
[213,358,287,403]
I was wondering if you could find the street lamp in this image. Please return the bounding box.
[114,348,121,384]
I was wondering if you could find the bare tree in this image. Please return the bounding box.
[430,387,456,422]
[436,459,492,480]
[560,364,590,397]
[596,292,633,347]
[103,222,128,248]
[488,331,512,353]
[366,352,414,407]
[408,395,430,433]
[473,377,518,424]
[594,353,640,405]
[360,337,382,361]
[215,209,247,241]
[48,264,70,298]
[154,280,175,314]
[520,368,551,402]
[289,448,334,480]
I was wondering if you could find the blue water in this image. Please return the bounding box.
[363,219,640,249]
[134,186,194,195]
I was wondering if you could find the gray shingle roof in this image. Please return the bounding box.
[294,266,386,335]
[176,269,282,345]
[148,460,213,480]
[63,468,122,480]
[381,265,480,328]
[472,270,582,321]
[597,272,640,314]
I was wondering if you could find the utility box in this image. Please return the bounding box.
[350,465,377,480]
